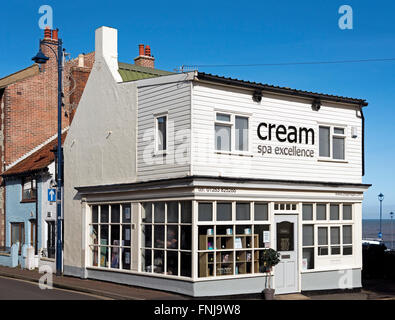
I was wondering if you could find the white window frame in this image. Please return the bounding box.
[214,111,251,155]
[155,113,168,155]
[318,123,347,162]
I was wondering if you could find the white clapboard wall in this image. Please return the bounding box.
[191,82,363,184]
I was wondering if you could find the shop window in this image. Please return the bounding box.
[254,203,268,221]
[141,201,192,278]
[302,225,314,269]
[343,225,353,255]
[302,204,313,220]
[330,227,341,255]
[343,205,352,220]
[236,203,250,220]
[197,202,270,278]
[319,125,346,160]
[89,204,132,271]
[217,203,232,221]
[316,204,327,220]
[318,227,328,255]
[330,204,340,220]
[156,115,167,152]
[198,203,212,221]
[21,177,37,201]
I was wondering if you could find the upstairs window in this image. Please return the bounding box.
[22,177,37,201]
[319,125,346,160]
[156,115,167,152]
[215,113,249,152]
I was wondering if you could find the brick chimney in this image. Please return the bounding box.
[134,44,155,68]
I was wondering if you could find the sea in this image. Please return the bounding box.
[363,219,394,250]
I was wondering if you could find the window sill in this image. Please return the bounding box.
[317,158,348,164]
[20,199,37,203]
[153,151,167,157]
[215,151,253,157]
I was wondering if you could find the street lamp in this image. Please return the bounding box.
[390,212,394,250]
[378,193,384,240]
[32,31,63,276]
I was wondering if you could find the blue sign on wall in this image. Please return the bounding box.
[48,188,56,202]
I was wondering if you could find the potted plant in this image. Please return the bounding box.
[260,248,280,300]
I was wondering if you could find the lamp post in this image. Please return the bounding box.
[390,212,394,250]
[32,32,63,276]
[378,193,384,240]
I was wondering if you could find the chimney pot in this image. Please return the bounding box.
[138,44,144,56]
[52,29,58,41]
[144,45,151,57]
[44,27,52,39]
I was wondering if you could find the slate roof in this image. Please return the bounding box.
[118,62,173,82]
[197,72,368,106]
[2,132,67,177]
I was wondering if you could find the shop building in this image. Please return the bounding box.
[63,26,370,296]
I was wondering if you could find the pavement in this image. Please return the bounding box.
[0,265,394,300]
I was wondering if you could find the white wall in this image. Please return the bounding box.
[136,80,192,181]
[63,28,138,270]
[191,82,363,183]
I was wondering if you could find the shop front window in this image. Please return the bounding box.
[141,201,192,278]
[89,204,132,270]
[197,201,270,278]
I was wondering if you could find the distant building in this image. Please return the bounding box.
[0,28,94,248]
[64,26,370,296]
[1,132,66,269]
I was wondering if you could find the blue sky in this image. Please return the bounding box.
[0,0,394,218]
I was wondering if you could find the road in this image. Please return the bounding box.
[0,276,103,300]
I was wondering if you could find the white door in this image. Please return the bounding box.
[274,215,298,294]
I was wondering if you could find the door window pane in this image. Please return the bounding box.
[319,126,330,157]
[317,204,327,220]
[276,221,294,251]
[254,203,268,221]
[236,203,250,220]
[217,203,232,221]
[303,225,314,246]
[215,124,231,151]
[302,204,313,220]
[343,205,352,220]
[235,116,248,151]
[333,137,345,160]
[330,204,340,220]
[198,203,212,221]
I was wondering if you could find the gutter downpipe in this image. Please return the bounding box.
[357,104,366,177]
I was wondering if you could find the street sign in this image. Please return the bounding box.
[48,188,56,202]
[378,232,383,239]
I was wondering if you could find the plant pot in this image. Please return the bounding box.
[263,288,275,300]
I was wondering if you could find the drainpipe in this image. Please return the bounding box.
[35,174,38,256]
[356,105,366,176]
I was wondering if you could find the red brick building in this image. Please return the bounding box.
[0,28,94,247]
